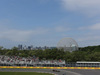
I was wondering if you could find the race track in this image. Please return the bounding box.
[0,68,100,75]
[65,69,100,75]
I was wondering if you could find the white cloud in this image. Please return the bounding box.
[77,35,100,47]
[75,23,100,46]
[77,36,100,42]
[0,28,48,42]
[89,23,100,30]
[55,26,70,32]
[79,23,100,30]
[0,30,32,41]
[61,0,100,16]
[0,20,49,42]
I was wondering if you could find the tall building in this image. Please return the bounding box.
[23,45,27,50]
[30,45,33,50]
[27,45,33,50]
[18,44,23,50]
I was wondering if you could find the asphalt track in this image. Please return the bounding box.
[65,69,100,75]
[0,68,100,75]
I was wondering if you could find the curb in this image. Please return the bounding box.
[0,66,100,69]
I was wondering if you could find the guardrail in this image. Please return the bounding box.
[1,62,100,67]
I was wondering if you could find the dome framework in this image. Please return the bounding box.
[57,38,78,52]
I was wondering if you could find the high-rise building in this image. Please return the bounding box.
[18,44,23,50]
[27,45,33,50]
[30,45,33,50]
[23,45,27,50]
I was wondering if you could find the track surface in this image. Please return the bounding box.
[65,69,100,75]
[0,68,100,75]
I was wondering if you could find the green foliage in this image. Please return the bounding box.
[0,45,100,62]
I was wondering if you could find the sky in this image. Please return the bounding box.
[0,0,100,48]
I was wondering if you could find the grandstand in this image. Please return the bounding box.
[0,55,65,67]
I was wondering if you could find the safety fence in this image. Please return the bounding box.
[1,62,100,67]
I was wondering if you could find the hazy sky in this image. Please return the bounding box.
[0,0,100,48]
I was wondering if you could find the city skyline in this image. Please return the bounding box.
[18,44,56,50]
[0,0,100,48]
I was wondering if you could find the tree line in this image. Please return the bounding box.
[0,45,100,62]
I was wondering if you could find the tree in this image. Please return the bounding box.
[11,47,18,56]
[0,46,3,50]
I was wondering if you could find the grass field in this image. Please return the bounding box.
[0,72,53,75]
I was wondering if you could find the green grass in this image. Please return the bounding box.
[0,72,53,75]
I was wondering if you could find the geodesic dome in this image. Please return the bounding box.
[57,38,78,52]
